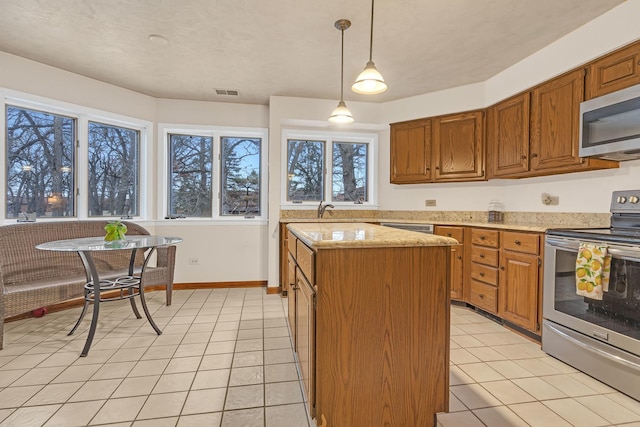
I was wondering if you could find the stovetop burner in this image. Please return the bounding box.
[547,190,640,244]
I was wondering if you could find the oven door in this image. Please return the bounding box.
[543,235,640,357]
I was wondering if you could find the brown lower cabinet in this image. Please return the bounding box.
[466,226,543,335]
[286,226,450,427]
[434,225,465,300]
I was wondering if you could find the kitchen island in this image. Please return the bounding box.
[285,222,458,427]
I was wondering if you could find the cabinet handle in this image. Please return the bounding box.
[531,153,538,158]
[426,167,430,172]
[480,235,486,240]
[500,266,505,271]
[521,155,527,160]
[479,272,485,277]
[435,166,440,170]
[447,233,452,237]
[515,240,521,245]
[457,255,462,260]
[479,254,485,258]
[479,294,485,299]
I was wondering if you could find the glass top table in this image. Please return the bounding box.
[36,235,182,357]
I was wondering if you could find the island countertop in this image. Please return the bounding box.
[287,222,458,250]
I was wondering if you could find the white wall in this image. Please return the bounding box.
[0,52,270,285]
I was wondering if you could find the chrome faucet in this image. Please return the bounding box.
[317,201,335,218]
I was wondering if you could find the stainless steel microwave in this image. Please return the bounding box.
[580,83,640,161]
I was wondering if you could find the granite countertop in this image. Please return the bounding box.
[281,217,600,232]
[287,222,459,250]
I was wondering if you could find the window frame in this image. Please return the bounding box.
[158,123,269,223]
[281,129,378,209]
[0,88,151,224]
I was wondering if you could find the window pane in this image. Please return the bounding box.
[287,139,324,201]
[5,106,75,218]
[169,134,213,217]
[88,121,140,217]
[221,137,261,216]
[332,142,368,202]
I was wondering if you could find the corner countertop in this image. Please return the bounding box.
[281,218,599,233]
[287,222,459,250]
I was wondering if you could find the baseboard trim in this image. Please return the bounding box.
[266,286,282,295]
[5,280,270,322]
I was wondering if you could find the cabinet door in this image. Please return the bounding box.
[530,69,584,171]
[390,120,432,183]
[433,110,485,181]
[586,41,640,100]
[296,271,315,416]
[488,92,530,177]
[435,226,465,300]
[287,254,297,348]
[499,250,540,332]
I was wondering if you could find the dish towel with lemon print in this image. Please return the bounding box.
[576,243,611,300]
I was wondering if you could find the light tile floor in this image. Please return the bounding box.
[1,289,639,427]
[438,304,640,427]
[0,288,310,427]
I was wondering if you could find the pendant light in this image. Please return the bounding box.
[328,19,355,124]
[352,0,387,94]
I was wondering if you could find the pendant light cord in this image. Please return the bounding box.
[340,26,345,102]
[368,0,375,61]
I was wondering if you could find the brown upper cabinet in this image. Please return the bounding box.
[433,111,485,181]
[586,40,640,100]
[391,110,485,184]
[487,70,618,178]
[487,92,530,177]
[390,119,431,183]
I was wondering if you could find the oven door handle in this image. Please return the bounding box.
[545,322,640,371]
[546,238,640,260]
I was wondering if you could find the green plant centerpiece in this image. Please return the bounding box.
[104,220,127,242]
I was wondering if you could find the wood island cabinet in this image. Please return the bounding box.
[469,228,500,314]
[390,119,432,183]
[435,225,466,300]
[286,223,452,427]
[586,40,640,100]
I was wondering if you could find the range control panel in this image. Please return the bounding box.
[611,190,640,213]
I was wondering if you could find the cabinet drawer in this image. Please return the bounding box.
[287,232,297,257]
[296,240,315,285]
[471,228,500,248]
[470,262,498,286]
[471,246,499,267]
[470,280,498,314]
[502,231,540,255]
[436,226,464,242]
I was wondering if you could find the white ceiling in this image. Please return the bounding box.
[0,0,625,105]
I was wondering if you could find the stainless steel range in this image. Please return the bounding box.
[543,190,640,400]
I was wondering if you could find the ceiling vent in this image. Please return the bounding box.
[214,89,240,96]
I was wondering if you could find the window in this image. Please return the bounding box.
[3,92,149,221]
[88,121,140,217]
[283,130,376,206]
[169,134,213,217]
[162,126,268,220]
[221,137,262,216]
[5,106,75,218]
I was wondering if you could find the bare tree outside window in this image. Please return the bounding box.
[332,142,368,202]
[88,122,139,217]
[169,134,213,217]
[221,137,261,216]
[287,140,324,201]
[5,106,75,218]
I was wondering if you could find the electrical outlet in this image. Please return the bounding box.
[188,258,200,265]
[548,196,559,205]
[425,199,436,207]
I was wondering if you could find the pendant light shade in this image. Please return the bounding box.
[328,19,354,124]
[352,0,387,95]
[329,100,354,124]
